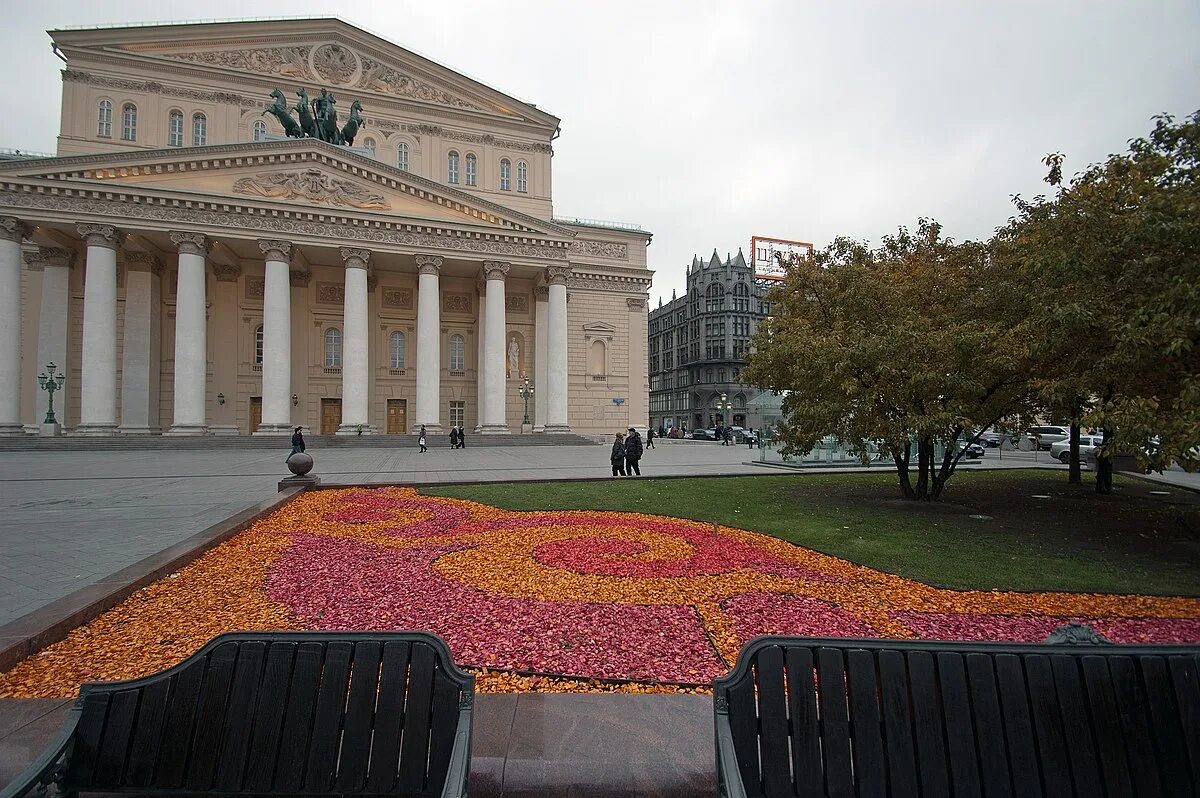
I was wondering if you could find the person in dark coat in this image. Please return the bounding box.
[418,425,428,453]
[610,433,626,477]
[458,427,466,448]
[287,426,305,462]
[624,427,643,476]
[449,426,460,449]
[646,428,656,449]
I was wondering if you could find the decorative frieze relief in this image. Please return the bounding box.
[162,48,312,80]
[316,281,345,304]
[382,287,413,309]
[505,295,529,313]
[378,123,551,154]
[567,273,653,294]
[62,70,252,107]
[245,276,265,299]
[570,240,629,260]
[1,193,569,260]
[358,57,482,110]
[233,169,390,210]
[442,293,472,314]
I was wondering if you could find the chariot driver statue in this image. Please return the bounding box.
[314,89,343,145]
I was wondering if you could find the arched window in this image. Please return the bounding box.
[389,331,406,370]
[449,334,465,371]
[589,340,607,375]
[252,120,267,142]
[706,368,714,383]
[718,369,726,383]
[254,325,264,365]
[397,142,410,171]
[363,137,376,159]
[97,99,113,137]
[324,327,342,368]
[706,282,724,312]
[517,160,528,193]
[192,113,207,146]
[465,153,477,186]
[447,150,460,183]
[733,282,750,312]
[499,159,511,191]
[167,110,184,146]
[121,103,137,141]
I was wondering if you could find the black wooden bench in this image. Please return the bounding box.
[715,628,1200,797]
[1,631,474,798]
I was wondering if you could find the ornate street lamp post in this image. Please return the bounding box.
[38,362,66,426]
[717,392,732,425]
[518,375,534,426]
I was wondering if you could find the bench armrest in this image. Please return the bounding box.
[439,706,473,798]
[0,711,80,798]
[714,711,748,798]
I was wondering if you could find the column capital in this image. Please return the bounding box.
[415,254,443,275]
[290,268,312,287]
[340,247,371,269]
[212,262,241,282]
[482,260,511,281]
[546,265,572,286]
[534,285,550,300]
[626,296,648,310]
[257,239,293,262]
[170,231,211,257]
[23,247,73,271]
[77,223,125,250]
[0,216,29,243]
[124,252,162,275]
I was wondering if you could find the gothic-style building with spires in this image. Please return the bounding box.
[647,248,781,434]
[0,17,652,438]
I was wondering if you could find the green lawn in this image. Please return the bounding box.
[426,470,1200,596]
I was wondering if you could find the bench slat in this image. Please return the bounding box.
[1141,655,1191,798]
[993,654,1043,798]
[186,641,238,791]
[273,641,325,793]
[92,688,139,787]
[65,691,108,788]
[304,640,354,792]
[1168,654,1200,794]
[964,653,1013,798]
[783,647,821,798]
[1026,655,1076,795]
[877,649,919,796]
[397,641,438,794]
[214,639,267,791]
[335,640,384,793]
[755,646,792,797]
[816,647,854,798]
[725,657,761,797]
[1051,654,1104,796]
[1109,655,1165,798]
[907,650,950,798]
[123,677,170,788]
[1080,655,1134,798]
[847,649,886,797]
[155,659,206,788]
[243,641,297,792]
[367,640,412,793]
[427,658,465,797]
[937,651,983,798]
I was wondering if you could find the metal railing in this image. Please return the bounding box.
[552,216,645,232]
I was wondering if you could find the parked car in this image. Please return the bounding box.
[958,441,986,458]
[1027,425,1072,450]
[1049,434,1106,464]
[690,428,717,440]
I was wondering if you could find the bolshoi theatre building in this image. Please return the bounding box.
[0,17,652,437]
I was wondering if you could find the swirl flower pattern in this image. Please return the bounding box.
[1,486,1198,698]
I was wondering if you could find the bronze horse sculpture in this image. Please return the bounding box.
[264,89,303,138]
[293,88,318,139]
[263,88,365,147]
[340,100,364,147]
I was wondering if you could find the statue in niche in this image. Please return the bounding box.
[508,337,520,379]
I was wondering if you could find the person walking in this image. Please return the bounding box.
[610,432,627,477]
[458,427,466,449]
[646,428,656,449]
[418,425,428,453]
[449,426,459,449]
[724,427,733,446]
[625,427,643,476]
[287,426,305,462]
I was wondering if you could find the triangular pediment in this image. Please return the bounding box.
[582,321,618,335]
[0,139,574,238]
[53,18,557,127]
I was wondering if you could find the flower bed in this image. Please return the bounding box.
[2,486,1198,698]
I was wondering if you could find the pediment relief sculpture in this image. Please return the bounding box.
[232,169,390,210]
[357,57,483,110]
[163,47,312,80]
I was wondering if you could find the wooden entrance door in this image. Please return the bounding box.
[249,397,262,434]
[320,399,341,435]
[387,399,408,434]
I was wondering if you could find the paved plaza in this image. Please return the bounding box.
[0,440,1194,626]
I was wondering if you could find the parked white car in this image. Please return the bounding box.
[1027,425,1072,451]
[1049,435,1105,464]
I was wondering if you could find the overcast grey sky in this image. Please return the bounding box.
[2,1,1197,303]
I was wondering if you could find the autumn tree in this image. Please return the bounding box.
[745,219,1037,500]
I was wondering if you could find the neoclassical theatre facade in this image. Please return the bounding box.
[0,18,652,437]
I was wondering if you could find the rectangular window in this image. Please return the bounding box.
[450,401,465,428]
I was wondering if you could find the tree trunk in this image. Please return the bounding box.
[915,437,932,500]
[893,440,915,498]
[1068,421,1081,484]
[1096,427,1114,495]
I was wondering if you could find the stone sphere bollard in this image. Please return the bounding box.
[286,451,315,476]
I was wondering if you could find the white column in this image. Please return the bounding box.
[533,286,548,433]
[545,265,571,433]
[414,254,443,433]
[0,217,27,435]
[480,260,510,434]
[167,232,210,435]
[118,253,162,434]
[474,279,485,432]
[76,224,124,435]
[29,248,72,432]
[256,239,293,434]
[338,247,374,434]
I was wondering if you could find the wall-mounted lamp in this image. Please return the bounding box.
[292,394,299,407]
[216,392,226,406]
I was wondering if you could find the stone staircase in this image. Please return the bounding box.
[0,432,600,451]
